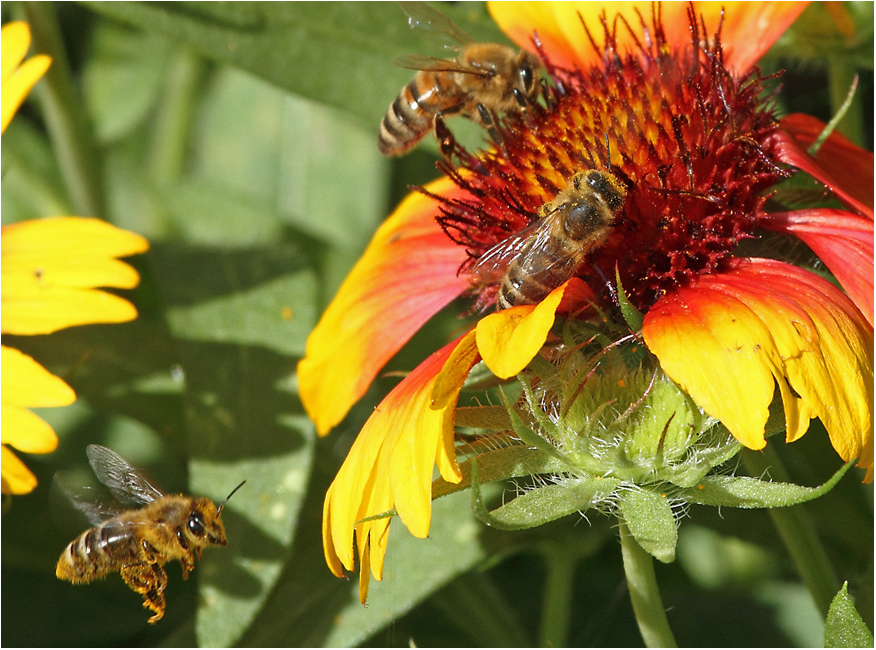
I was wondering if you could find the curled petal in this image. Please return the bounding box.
[489,1,807,75]
[763,209,873,325]
[780,113,874,215]
[476,279,593,379]
[1,22,52,133]
[2,218,149,335]
[323,333,476,602]
[771,119,873,218]
[643,259,873,478]
[298,177,470,436]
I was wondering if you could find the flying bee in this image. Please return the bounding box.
[56,445,244,624]
[472,170,627,310]
[378,1,542,156]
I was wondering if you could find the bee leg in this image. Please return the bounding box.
[434,116,457,159]
[175,529,196,580]
[120,563,167,624]
[476,104,507,154]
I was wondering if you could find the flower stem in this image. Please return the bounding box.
[149,47,206,185]
[538,545,576,647]
[827,56,865,145]
[22,2,105,217]
[742,447,840,616]
[618,520,677,648]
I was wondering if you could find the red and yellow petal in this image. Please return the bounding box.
[2,217,149,335]
[1,22,52,134]
[763,208,873,325]
[489,1,807,76]
[323,333,475,602]
[643,258,873,478]
[298,177,470,436]
[780,114,874,215]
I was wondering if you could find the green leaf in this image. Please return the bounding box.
[82,21,172,143]
[80,1,506,126]
[149,243,318,646]
[618,488,677,563]
[682,460,854,509]
[239,489,491,647]
[825,582,875,648]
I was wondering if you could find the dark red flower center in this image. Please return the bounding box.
[428,4,788,312]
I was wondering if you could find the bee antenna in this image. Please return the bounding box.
[217,480,246,515]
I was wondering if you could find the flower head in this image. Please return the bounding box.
[299,1,873,600]
[1,22,150,494]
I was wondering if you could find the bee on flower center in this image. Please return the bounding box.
[378,1,542,156]
[472,169,627,310]
[55,444,244,624]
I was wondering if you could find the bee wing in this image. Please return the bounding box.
[399,1,473,47]
[472,210,583,286]
[86,445,164,506]
[393,54,491,77]
[470,217,551,284]
[51,473,122,526]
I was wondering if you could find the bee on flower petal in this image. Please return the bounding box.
[379,1,542,156]
[472,169,627,310]
[55,445,244,624]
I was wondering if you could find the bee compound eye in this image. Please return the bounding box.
[187,514,206,537]
[520,65,533,90]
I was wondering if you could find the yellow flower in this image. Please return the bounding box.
[1,21,150,494]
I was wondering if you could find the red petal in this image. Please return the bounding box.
[298,178,471,436]
[772,117,873,218]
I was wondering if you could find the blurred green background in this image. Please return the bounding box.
[1,2,872,646]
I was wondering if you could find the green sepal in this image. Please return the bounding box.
[617,488,678,563]
[432,445,569,501]
[454,405,513,431]
[468,461,620,531]
[665,424,742,489]
[615,271,644,332]
[680,459,854,508]
[824,582,874,648]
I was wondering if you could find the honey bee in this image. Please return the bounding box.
[56,445,244,624]
[472,170,627,310]
[379,1,542,156]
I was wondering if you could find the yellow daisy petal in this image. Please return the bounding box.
[1,22,52,133]
[1,345,75,408]
[1,445,39,495]
[1,407,59,453]
[2,217,148,335]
